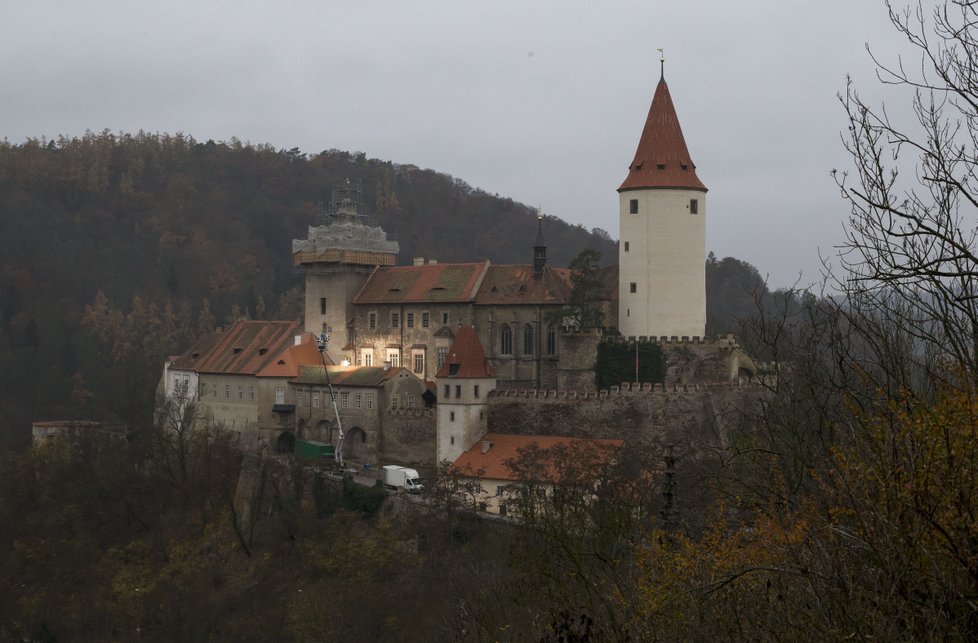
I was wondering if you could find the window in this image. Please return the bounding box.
[437,347,448,368]
[630,282,637,293]
[341,392,349,408]
[363,350,373,367]
[499,323,513,355]
[421,312,430,328]
[624,241,629,252]
[313,392,320,408]
[413,352,424,374]
[546,324,557,355]
[320,297,327,315]
[406,312,415,328]
[248,386,255,401]
[450,411,455,422]
[657,163,665,170]
[408,394,416,408]
[237,385,243,400]
[474,385,480,398]
[275,387,285,404]
[444,384,450,399]
[297,389,304,405]
[368,312,377,330]
[455,384,461,398]
[391,312,400,329]
[629,199,638,214]
[390,395,398,410]
[387,350,400,367]
[225,385,230,399]
[212,384,217,397]
[450,435,455,445]
[522,324,534,355]
[355,393,362,409]
[442,312,449,325]
[366,395,374,410]
[690,198,699,214]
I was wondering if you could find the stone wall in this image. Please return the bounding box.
[556,332,602,391]
[380,408,436,467]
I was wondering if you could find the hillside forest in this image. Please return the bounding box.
[0,133,766,448]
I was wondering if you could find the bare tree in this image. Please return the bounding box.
[834,0,978,386]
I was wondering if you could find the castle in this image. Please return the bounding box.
[162,65,759,473]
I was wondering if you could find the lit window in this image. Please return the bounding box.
[363,350,373,367]
[437,347,448,368]
[387,350,400,367]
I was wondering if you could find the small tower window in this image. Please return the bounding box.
[630,282,637,294]
[690,199,699,214]
[624,241,629,252]
[629,199,638,214]
[320,297,327,315]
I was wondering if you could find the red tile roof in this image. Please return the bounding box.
[353,262,489,304]
[436,326,494,378]
[451,433,623,482]
[619,77,707,192]
[257,333,327,377]
[474,264,571,305]
[292,365,409,387]
[172,321,320,375]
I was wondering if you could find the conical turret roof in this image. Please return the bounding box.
[618,76,706,192]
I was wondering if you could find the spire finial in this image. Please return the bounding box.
[657,48,665,80]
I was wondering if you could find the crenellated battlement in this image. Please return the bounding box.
[487,378,766,401]
[387,408,434,418]
[603,333,740,348]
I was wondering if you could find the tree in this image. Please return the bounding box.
[557,249,606,331]
[834,0,978,385]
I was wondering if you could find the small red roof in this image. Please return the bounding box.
[436,326,494,378]
[619,77,706,193]
[257,333,327,378]
[451,433,623,482]
[354,262,489,304]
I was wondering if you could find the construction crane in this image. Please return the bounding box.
[316,331,345,468]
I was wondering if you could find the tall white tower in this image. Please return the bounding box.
[618,65,707,339]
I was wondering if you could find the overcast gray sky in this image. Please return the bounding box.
[1,1,914,288]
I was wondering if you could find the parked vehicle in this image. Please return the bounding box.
[382,465,423,493]
[295,439,335,459]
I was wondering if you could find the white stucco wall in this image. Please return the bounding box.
[435,376,495,463]
[618,188,706,339]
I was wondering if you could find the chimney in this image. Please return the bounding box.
[383,360,392,371]
[413,257,424,266]
[481,439,492,454]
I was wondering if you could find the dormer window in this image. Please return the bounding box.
[258,348,268,356]
[233,347,242,354]
[657,164,666,170]
[681,164,689,171]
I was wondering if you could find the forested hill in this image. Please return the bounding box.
[0,132,617,446]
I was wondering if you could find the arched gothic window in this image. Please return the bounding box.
[522,324,535,355]
[546,324,557,355]
[499,324,513,355]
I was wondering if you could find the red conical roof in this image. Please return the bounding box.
[618,76,706,192]
[436,326,494,378]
